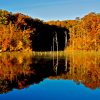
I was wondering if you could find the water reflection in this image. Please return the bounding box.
[0,52,100,94]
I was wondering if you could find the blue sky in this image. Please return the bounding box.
[0,0,100,21]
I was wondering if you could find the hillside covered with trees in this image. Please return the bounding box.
[0,10,100,52]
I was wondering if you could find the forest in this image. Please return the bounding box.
[0,10,100,52]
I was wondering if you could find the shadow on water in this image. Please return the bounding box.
[0,52,100,94]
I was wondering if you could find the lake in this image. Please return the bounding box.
[0,51,100,100]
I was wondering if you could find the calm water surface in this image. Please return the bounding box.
[0,52,100,100]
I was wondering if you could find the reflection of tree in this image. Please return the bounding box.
[0,53,61,94]
[0,53,100,94]
[0,53,33,93]
[49,53,100,90]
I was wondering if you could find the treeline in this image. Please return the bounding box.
[47,12,100,51]
[0,10,100,51]
[0,10,42,52]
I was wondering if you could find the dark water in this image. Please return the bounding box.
[0,52,100,100]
